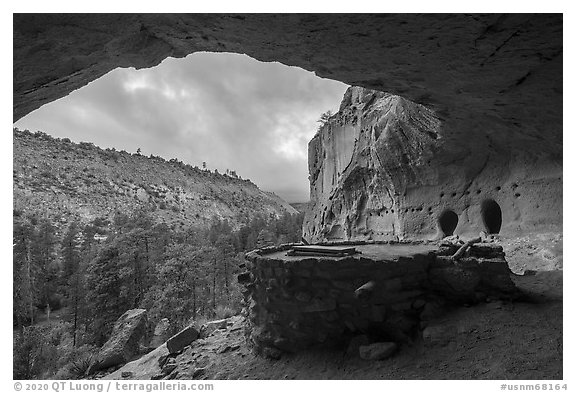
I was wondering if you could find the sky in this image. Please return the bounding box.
[14,52,348,202]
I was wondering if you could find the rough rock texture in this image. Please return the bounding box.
[166,325,200,354]
[104,343,169,380]
[14,14,561,131]
[303,87,562,242]
[104,316,245,380]
[13,15,562,239]
[103,295,561,380]
[90,309,148,373]
[199,319,231,338]
[239,241,518,355]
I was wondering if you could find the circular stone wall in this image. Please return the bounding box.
[238,240,518,356]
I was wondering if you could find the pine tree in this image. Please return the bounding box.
[60,222,84,346]
[30,219,59,310]
[13,220,35,328]
[85,243,129,345]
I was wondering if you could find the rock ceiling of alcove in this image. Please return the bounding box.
[14,14,562,152]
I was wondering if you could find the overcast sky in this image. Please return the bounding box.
[14,52,348,202]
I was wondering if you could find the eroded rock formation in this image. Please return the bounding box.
[13,14,563,240]
[303,87,562,242]
[14,15,561,137]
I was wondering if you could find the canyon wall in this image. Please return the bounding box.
[303,87,562,242]
[13,14,562,240]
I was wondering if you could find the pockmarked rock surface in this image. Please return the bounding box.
[303,87,562,242]
[13,15,562,241]
[90,309,148,373]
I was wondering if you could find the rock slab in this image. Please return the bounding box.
[166,325,199,354]
[90,308,148,373]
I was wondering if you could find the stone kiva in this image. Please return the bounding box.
[238,241,520,356]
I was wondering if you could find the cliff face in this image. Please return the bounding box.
[13,129,297,228]
[303,87,562,242]
[12,14,563,240]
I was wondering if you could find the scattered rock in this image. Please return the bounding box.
[158,354,169,369]
[192,368,206,378]
[200,319,229,338]
[161,358,177,376]
[121,371,133,378]
[216,345,231,354]
[358,342,397,360]
[166,325,199,354]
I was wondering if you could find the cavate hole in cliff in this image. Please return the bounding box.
[438,210,458,236]
[481,199,502,234]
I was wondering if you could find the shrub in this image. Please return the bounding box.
[53,344,98,380]
[215,305,235,320]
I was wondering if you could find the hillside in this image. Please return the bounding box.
[13,128,297,229]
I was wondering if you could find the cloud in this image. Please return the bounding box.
[14,52,348,202]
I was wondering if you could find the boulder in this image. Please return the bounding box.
[103,344,169,380]
[358,342,397,360]
[90,309,148,373]
[166,325,199,354]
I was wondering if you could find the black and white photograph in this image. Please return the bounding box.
[9,10,566,388]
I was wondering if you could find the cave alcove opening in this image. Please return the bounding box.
[438,209,459,237]
[481,199,502,234]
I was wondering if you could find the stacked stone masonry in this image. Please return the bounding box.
[238,241,518,355]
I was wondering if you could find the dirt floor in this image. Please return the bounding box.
[106,233,563,380]
[501,232,563,274]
